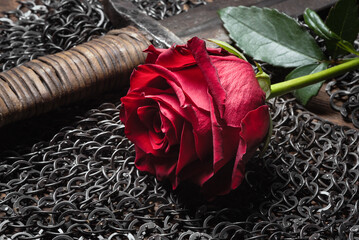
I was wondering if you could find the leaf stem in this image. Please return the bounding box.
[268,57,359,99]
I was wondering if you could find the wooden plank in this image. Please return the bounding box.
[161,0,338,42]
[270,0,338,16]
[0,0,18,14]
[306,85,354,128]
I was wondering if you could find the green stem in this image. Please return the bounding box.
[269,57,359,99]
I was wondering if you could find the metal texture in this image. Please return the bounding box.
[326,40,359,128]
[1,1,359,239]
[1,96,359,239]
[0,26,150,127]
[103,0,184,48]
[130,0,209,20]
[0,0,112,72]
[0,0,151,127]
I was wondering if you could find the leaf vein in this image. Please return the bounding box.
[225,9,322,64]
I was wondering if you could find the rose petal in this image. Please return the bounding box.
[153,112,162,133]
[134,146,154,173]
[200,105,269,198]
[144,45,166,64]
[121,93,161,156]
[187,37,226,119]
[211,55,266,127]
[123,38,271,199]
[130,64,212,112]
[135,146,178,182]
[159,105,183,144]
[147,94,196,126]
[130,65,189,109]
[214,126,241,172]
[172,66,211,110]
[208,94,223,172]
[136,105,166,150]
[137,106,159,131]
[160,116,177,153]
[200,159,234,198]
[145,43,230,67]
[192,108,212,161]
[155,45,196,69]
[176,122,197,176]
[231,105,270,190]
[175,155,214,188]
[148,130,166,150]
[129,65,171,92]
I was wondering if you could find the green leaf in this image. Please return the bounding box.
[303,8,336,40]
[304,8,359,57]
[255,62,271,99]
[336,40,359,56]
[326,0,359,57]
[285,62,329,105]
[218,6,325,68]
[207,38,247,61]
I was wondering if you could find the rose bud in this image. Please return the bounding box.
[120,37,270,198]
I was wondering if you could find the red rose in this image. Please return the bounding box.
[120,37,270,198]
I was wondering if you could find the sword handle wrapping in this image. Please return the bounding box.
[0,26,150,127]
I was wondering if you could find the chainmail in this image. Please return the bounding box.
[1,97,359,239]
[0,0,112,72]
[326,41,359,129]
[130,0,209,20]
[1,0,359,239]
[326,70,359,128]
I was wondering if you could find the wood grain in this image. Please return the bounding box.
[160,0,337,43]
[306,84,354,128]
[0,0,18,14]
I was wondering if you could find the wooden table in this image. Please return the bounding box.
[0,0,352,128]
[0,0,18,12]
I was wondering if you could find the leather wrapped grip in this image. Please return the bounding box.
[0,26,150,126]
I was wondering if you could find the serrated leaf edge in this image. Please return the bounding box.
[219,6,325,67]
